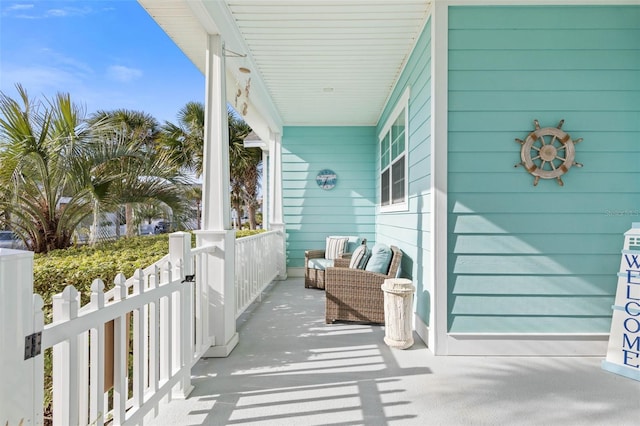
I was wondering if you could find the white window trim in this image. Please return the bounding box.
[379,87,410,213]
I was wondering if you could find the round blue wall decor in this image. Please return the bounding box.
[316,169,337,190]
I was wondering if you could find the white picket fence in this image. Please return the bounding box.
[0,230,284,426]
[36,232,198,426]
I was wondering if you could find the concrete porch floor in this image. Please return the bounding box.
[150,278,639,426]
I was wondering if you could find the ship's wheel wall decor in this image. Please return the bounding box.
[515,119,583,186]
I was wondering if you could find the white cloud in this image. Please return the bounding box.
[45,7,91,18]
[2,3,92,19]
[6,4,34,11]
[107,65,143,83]
[46,9,68,17]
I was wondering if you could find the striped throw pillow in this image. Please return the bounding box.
[325,237,349,260]
[349,244,367,268]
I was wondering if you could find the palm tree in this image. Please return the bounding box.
[0,85,101,252]
[158,102,205,178]
[161,103,262,229]
[0,86,192,252]
[228,108,261,229]
[88,109,186,238]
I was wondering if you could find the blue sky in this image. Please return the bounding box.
[0,0,205,124]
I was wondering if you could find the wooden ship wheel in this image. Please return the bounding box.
[515,119,583,186]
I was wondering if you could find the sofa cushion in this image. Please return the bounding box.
[328,235,362,254]
[364,243,392,274]
[307,258,334,270]
[325,236,349,260]
[349,244,368,269]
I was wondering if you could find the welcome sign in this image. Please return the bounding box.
[602,223,640,381]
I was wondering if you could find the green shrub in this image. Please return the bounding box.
[34,235,172,322]
[235,229,266,238]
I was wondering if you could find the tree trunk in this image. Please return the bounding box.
[125,203,135,237]
[115,209,121,239]
[90,199,99,245]
[248,204,257,230]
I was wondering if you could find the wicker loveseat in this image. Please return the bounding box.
[304,236,365,289]
[325,245,402,324]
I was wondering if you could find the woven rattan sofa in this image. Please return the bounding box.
[325,245,402,324]
[304,236,365,289]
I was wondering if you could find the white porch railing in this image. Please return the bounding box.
[234,230,282,318]
[0,230,285,426]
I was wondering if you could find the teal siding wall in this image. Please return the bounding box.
[448,6,640,333]
[282,126,376,268]
[376,20,432,324]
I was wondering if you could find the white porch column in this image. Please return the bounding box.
[261,148,269,230]
[195,33,238,358]
[430,0,449,355]
[268,131,287,280]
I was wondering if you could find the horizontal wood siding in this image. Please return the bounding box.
[376,20,432,323]
[282,126,376,268]
[447,5,640,333]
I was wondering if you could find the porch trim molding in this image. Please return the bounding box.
[287,267,305,278]
[445,333,609,356]
[441,0,639,5]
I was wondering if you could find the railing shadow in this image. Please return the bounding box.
[183,279,432,425]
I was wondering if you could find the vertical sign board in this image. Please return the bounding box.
[602,223,640,381]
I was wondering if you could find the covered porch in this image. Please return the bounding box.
[148,277,639,425]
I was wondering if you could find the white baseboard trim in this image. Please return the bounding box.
[413,313,431,351]
[203,332,239,358]
[287,267,305,278]
[446,333,609,356]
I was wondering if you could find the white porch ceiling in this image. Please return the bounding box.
[138,0,430,129]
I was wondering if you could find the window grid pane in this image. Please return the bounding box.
[381,133,391,169]
[381,169,390,206]
[391,157,405,204]
[381,152,390,169]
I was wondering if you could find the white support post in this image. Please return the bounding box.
[196,231,238,357]
[430,0,449,356]
[196,33,238,358]
[268,131,287,280]
[0,249,37,426]
[261,148,269,230]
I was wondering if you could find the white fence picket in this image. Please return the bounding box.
[112,273,128,425]
[89,279,105,426]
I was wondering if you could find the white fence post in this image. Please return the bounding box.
[169,231,192,279]
[0,249,37,426]
[169,232,194,397]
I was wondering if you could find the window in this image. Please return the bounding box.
[379,88,409,211]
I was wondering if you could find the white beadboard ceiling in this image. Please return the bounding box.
[139,0,430,128]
